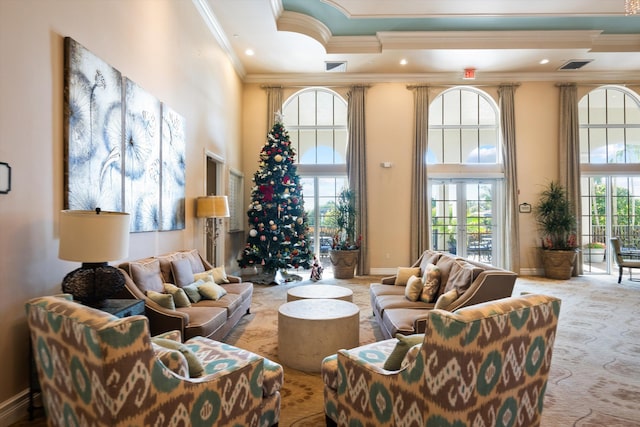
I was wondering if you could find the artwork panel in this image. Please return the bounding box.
[160,103,186,231]
[64,37,123,211]
[124,78,161,232]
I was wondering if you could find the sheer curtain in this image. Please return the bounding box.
[410,86,430,261]
[558,83,583,275]
[498,84,520,274]
[265,86,283,132]
[347,86,369,275]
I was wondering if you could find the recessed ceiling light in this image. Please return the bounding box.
[245,49,254,56]
[400,59,408,66]
[540,59,550,65]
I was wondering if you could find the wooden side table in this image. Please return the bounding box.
[28,298,145,419]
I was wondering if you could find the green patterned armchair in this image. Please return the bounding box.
[26,296,283,427]
[322,294,561,427]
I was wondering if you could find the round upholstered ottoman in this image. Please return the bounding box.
[278,298,359,372]
[286,284,353,302]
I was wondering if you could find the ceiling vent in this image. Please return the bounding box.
[558,59,593,70]
[325,61,347,72]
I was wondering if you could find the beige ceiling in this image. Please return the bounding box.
[198,0,640,84]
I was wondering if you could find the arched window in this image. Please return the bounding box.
[282,88,348,264]
[428,87,504,267]
[283,88,347,166]
[579,85,640,274]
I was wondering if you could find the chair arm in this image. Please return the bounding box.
[153,330,183,341]
[227,275,242,283]
[445,270,516,311]
[337,350,395,376]
[380,276,396,284]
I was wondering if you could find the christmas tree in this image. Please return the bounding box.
[238,118,312,274]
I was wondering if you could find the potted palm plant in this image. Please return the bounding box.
[329,188,361,279]
[534,181,579,279]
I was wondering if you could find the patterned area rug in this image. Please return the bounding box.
[224,273,640,427]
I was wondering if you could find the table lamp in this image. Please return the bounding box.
[59,208,130,306]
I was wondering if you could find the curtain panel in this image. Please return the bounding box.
[558,83,583,276]
[498,84,521,274]
[410,86,430,261]
[346,86,369,275]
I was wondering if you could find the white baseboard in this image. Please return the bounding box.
[0,389,31,427]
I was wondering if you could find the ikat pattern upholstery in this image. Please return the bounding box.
[26,296,282,427]
[322,294,561,427]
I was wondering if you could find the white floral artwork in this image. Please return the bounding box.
[64,37,122,211]
[160,105,185,231]
[64,37,186,233]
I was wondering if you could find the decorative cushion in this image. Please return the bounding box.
[147,290,176,310]
[151,342,189,377]
[383,333,425,371]
[151,337,204,377]
[129,259,164,293]
[404,275,423,302]
[171,257,195,288]
[198,281,228,301]
[193,266,230,285]
[434,289,459,309]
[444,260,483,295]
[163,283,191,308]
[420,263,441,303]
[182,280,203,303]
[394,267,422,286]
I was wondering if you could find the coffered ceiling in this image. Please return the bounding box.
[198,0,640,83]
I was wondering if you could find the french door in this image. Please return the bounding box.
[430,179,500,265]
[300,176,348,269]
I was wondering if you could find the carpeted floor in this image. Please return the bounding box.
[15,273,640,427]
[224,273,640,427]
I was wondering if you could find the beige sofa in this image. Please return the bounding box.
[115,249,253,341]
[370,250,517,339]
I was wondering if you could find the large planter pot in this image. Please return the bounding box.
[329,249,360,279]
[583,248,605,263]
[542,249,578,279]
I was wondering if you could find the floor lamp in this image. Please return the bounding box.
[196,196,230,266]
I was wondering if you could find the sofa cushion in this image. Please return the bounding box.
[178,306,227,340]
[420,263,441,303]
[404,275,423,301]
[444,259,484,295]
[434,255,458,295]
[380,308,429,338]
[163,283,191,308]
[419,251,442,276]
[157,252,185,284]
[394,267,422,286]
[183,249,206,274]
[383,333,425,371]
[147,290,176,310]
[171,257,195,287]
[129,259,164,293]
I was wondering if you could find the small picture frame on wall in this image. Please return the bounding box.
[519,202,531,213]
[0,162,11,194]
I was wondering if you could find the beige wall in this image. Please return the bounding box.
[0,0,243,419]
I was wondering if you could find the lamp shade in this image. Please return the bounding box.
[196,196,230,218]
[59,210,130,262]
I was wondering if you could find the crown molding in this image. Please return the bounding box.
[320,0,627,18]
[192,0,246,79]
[243,70,640,85]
